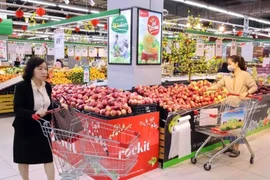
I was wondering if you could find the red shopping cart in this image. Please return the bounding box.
[33,111,139,180]
[190,93,262,171]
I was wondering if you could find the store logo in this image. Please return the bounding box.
[111,15,129,33]
[118,141,150,159]
[147,16,160,36]
[140,10,149,17]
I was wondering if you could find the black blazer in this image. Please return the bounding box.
[13,80,53,136]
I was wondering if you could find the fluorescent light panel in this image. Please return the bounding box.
[59,5,89,12]
[21,0,56,7]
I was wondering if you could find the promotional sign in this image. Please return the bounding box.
[47,44,54,56]
[137,9,162,65]
[81,47,88,57]
[195,42,205,57]
[205,46,215,61]
[34,43,44,55]
[108,9,132,65]
[89,47,98,57]
[75,46,82,57]
[243,16,249,37]
[230,41,237,56]
[0,41,7,61]
[16,42,25,55]
[54,29,65,60]
[7,42,16,54]
[67,45,74,56]
[24,43,32,55]
[83,65,90,83]
[241,44,254,62]
[98,48,107,57]
[215,39,223,57]
[52,112,159,180]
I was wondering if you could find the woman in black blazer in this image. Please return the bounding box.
[13,57,55,180]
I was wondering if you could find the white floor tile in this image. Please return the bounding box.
[225,170,269,180]
[0,158,18,179]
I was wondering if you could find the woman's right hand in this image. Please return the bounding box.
[35,108,47,117]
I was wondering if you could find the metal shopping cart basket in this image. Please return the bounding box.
[33,111,140,180]
[190,93,262,171]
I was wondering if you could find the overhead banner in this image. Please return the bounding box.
[24,43,32,55]
[241,44,254,62]
[0,41,7,61]
[108,8,132,65]
[89,47,98,57]
[230,41,237,56]
[34,43,44,55]
[75,46,82,57]
[195,42,205,57]
[16,42,25,55]
[54,29,65,60]
[47,44,54,56]
[98,48,107,57]
[215,39,223,57]
[205,46,215,61]
[67,45,74,56]
[81,47,88,57]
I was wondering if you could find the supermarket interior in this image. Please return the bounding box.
[0,0,270,180]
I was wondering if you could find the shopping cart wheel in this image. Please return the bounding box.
[191,157,197,164]
[204,163,211,171]
[250,157,254,164]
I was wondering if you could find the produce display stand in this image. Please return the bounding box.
[158,93,270,169]
[83,112,160,180]
[0,76,23,115]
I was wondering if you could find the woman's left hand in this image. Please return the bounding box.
[240,92,248,99]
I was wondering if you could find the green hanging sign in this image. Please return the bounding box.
[0,19,13,35]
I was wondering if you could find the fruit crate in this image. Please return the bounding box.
[83,111,134,120]
[129,103,158,115]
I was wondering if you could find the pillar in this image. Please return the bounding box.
[107,0,164,90]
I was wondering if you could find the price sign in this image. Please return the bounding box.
[83,65,90,83]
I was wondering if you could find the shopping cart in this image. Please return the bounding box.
[33,111,140,180]
[190,93,262,171]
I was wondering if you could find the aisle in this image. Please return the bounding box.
[0,116,269,180]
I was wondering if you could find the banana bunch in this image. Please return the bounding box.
[90,67,106,80]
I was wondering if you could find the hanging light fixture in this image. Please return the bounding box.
[219,25,225,32]
[186,22,191,27]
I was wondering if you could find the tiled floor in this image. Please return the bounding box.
[0,116,269,180]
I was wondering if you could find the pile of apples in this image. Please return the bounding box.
[52,84,154,117]
[135,80,226,112]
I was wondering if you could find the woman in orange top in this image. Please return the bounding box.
[209,55,258,157]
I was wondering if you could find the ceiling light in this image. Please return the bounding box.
[90,10,100,14]
[186,22,191,27]
[89,0,95,6]
[59,5,89,12]
[64,0,70,4]
[21,0,56,7]
[184,1,207,8]
[208,6,227,13]
[227,11,244,18]
[219,25,225,32]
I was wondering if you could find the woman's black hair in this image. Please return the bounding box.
[22,57,47,81]
[218,62,230,73]
[56,59,64,68]
[229,55,246,71]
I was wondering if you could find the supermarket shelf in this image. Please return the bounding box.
[0,75,23,91]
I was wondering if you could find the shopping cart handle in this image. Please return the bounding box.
[32,114,40,121]
[227,93,262,101]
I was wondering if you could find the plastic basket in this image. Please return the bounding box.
[129,104,157,115]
